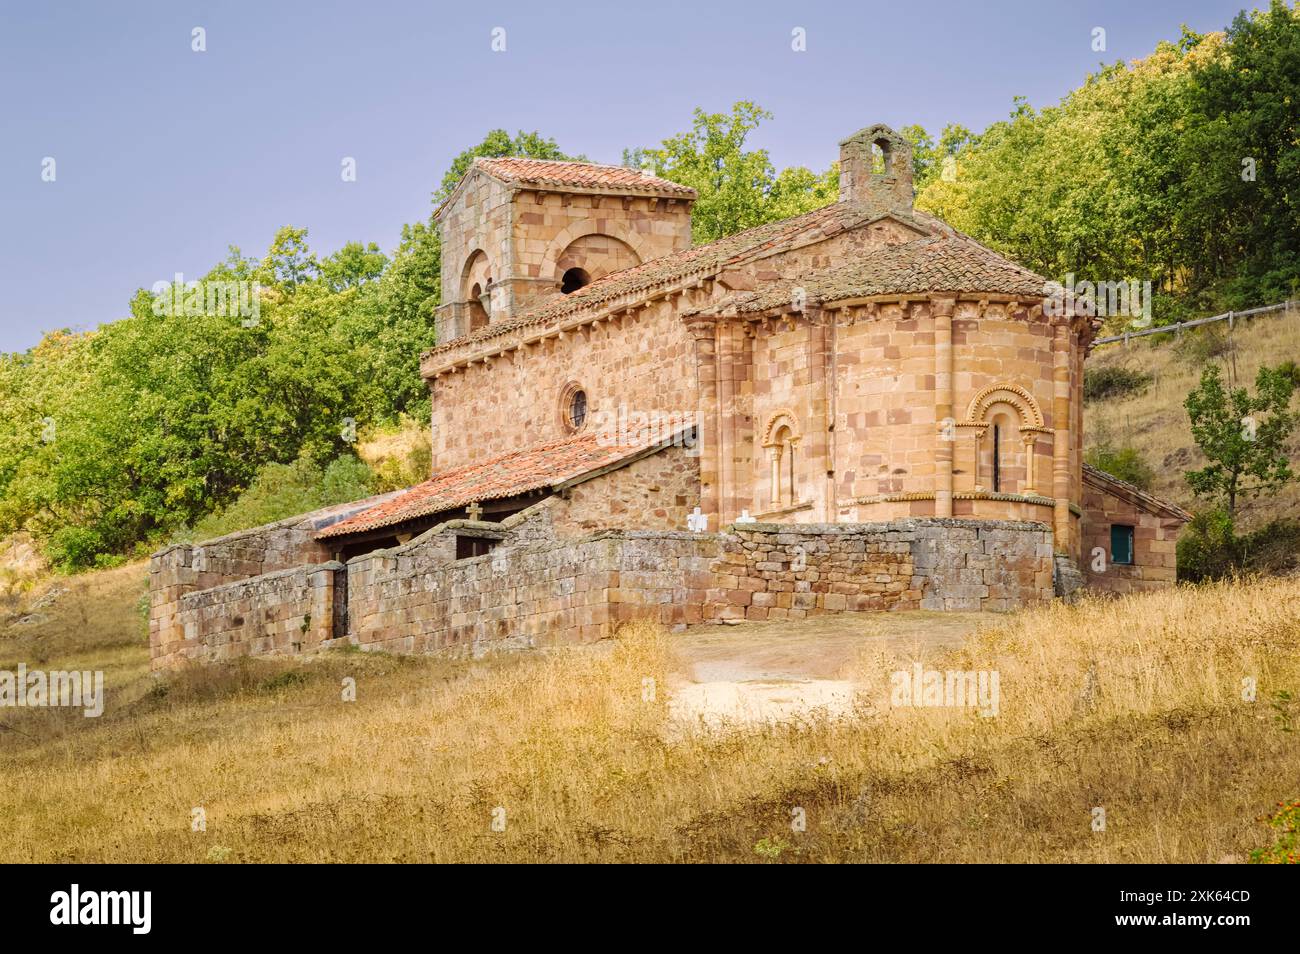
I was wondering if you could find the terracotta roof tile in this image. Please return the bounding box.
[721,232,1050,313]
[424,202,899,359]
[316,424,692,540]
[476,157,698,198]
[1082,463,1193,521]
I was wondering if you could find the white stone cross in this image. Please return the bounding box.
[686,507,708,533]
[735,510,757,524]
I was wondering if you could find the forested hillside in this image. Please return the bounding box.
[1,2,1297,571]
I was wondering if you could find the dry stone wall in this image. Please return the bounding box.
[150,502,1053,668]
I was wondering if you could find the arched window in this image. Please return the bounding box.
[761,411,802,510]
[560,267,591,294]
[871,138,891,175]
[467,282,489,331]
[961,386,1048,497]
[461,249,492,332]
[550,231,642,291]
[985,409,1018,493]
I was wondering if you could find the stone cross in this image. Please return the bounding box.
[735,510,757,524]
[466,501,483,521]
[686,506,708,533]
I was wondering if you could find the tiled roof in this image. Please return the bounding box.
[717,232,1050,314]
[1083,463,1193,521]
[475,157,698,199]
[424,201,911,359]
[316,424,692,540]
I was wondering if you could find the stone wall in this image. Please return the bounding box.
[148,491,403,669]
[705,519,1054,620]
[151,506,1054,668]
[549,440,701,538]
[1080,473,1182,593]
[155,562,341,667]
[428,295,699,473]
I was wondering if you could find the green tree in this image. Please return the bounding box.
[320,242,388,291]
[255,226,320,290]
[379,218,441,331]
[436,129,581,201]
[1184,364,1297,518]
[626,101,837,243]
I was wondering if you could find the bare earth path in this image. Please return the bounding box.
[667,610,992,728]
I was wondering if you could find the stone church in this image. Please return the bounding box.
[149,124,1190,668]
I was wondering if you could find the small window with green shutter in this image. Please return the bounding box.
[1111,525,1134,566]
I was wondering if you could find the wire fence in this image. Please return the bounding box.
[1092,300,1299,347]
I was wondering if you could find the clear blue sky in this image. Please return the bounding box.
[0,0,1262,353]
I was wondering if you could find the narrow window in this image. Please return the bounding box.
[467,282,489,331]
[992,423,1002,493]
[455,536,496,560]
[569,389,587,430]
[1111,525,1135,566]
[785,437,796,505]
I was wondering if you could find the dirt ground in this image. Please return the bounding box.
[666,610,990,728]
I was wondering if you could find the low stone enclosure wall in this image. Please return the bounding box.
[150,500,1056,669]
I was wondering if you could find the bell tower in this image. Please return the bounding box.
[838,123,915,217]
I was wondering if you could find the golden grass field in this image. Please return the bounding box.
[1086,308,1300,530]
[1,560,1297,863]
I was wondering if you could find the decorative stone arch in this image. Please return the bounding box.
[958,384,1050,495]
[962,383,1045,429]
[539,220,652,283]
[761,409,802,508]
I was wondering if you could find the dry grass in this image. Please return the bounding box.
[1086,309,1300,529]
[1,561,1297,863]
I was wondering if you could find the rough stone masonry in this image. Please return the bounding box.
[149,120,1189,668]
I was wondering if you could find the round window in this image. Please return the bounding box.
[569,389,587,430]
[560,382,588,432]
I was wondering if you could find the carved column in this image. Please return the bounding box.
[1022,433,1038,495]
[686,317,721,528]
[932,297,957,517]
[1051,321,1073,551]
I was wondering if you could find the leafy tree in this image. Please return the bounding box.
[436,129,581,201]
[1177,1,1300,306]
[1184,364,1297,518]
[379,218,441,331]
[626,101,837,243]
[320,242,388,291]
[255,226,320,290]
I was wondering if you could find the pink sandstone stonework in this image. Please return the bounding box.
[149,122,1190,669]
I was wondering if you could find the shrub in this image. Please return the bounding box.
[46,526,110,572]
[1177,511,1300,582]
[1177,508,1239,583]
[1174,325,1234,365]
[1276,360,1300,391]
[1083,365,1152,401]
[1249,799,1300,864]
[185,453,373,542]
[1085,444,1156,490]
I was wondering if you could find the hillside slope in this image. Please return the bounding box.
[1,563,1296,863]
[1084,309,1300,529]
